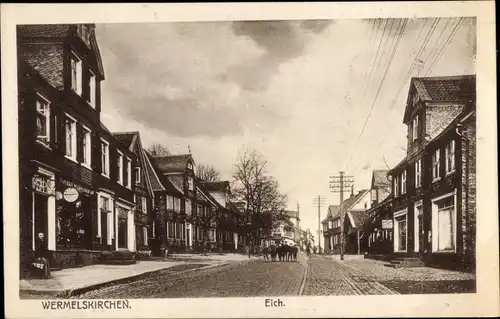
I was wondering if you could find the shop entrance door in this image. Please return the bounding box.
[33,193,48,246]
[118,217,128,249]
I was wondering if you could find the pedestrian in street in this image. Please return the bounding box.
[33,232,51,279]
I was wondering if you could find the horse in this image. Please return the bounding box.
[262,246,270,262]
[277,244,285,262]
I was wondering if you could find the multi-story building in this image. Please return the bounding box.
[387,75,476,271]
[322,205,341,253]
[18,24,142,276]
[364,170,394,255]
[112,131,154,253]
[143,154,193,253]
[322,190,371,254]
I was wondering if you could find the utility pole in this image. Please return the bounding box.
[329,171,354,261]
[312,195,327,253]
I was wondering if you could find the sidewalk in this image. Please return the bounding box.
[20,254,258,298]
[20,260,186,298]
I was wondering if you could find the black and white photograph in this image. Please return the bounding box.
[2,2,498,318]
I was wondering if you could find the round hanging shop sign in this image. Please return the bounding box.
[63,187,79,203]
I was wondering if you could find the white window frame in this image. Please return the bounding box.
[166,195,174,210]
[64,113,77,162]
[445,140,456,174]
[97,191,114,245]
[81,125,92,169]
[431,191,457,253]
[401,170,407,194]
[412,116,419,141]
[117,151,124,185]
[415,159,422,188]
[88,69,96,107]
[414,201,423,253]
[141,196,147,214]
[187,176,194,191]
[70,51,83,96]
[394,175,399,197]
[432,149,441,181]
[143,226,148,246]
[135,167,141,184]
[35,93,51,147]
[393,209,408,253]
[126,157,132,189]
[185,199,192,215]
[101,138,110,178]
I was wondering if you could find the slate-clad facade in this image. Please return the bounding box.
[387,75,476,271]
[18,24,141,277]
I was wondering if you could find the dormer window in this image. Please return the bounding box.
[412,116,419,141]
[70,52,82,96]
[88,70,96,107]
[187,162,193,170]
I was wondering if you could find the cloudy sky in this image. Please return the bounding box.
[96,17,476,235]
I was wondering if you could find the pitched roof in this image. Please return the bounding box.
[199,181,230,193]
[19,44,65,90]
[152,154,193,173]
[328,205,341,219]
[143,151,183,195]
[347,210,372,230]
[404,74,476,123]
[112,132,139,153]
[17,24,71,38]
[284,210,299,219]
[413,75,476,101]
[372,170,392,188]
[340,189,370,213]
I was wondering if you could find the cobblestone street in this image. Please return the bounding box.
[21,253,476,299]
[74,255,306,299]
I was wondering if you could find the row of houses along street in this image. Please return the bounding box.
[322,74,476,273]
[18,23,312,277]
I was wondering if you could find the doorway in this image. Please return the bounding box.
[415,205,423,253]
[33,193,49,247]
[118,217,128,249]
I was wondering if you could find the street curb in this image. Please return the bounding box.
[20,261,234,298]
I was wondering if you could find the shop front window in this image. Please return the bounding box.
[56,196,92,249]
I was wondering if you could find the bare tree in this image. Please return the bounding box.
[196,164,221,182]
[231,148,288,252]
[147,143,172,157]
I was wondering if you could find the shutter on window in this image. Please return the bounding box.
[76,124,84,163]
[110,146,118,181]
[91,133,101,173]
[123,155,128,186]
[49,106,57,149]
[59,112,66,155]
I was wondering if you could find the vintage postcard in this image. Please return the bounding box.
[2,2,498,318]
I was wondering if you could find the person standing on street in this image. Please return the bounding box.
[34,232,51,278]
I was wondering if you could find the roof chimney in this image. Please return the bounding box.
[350,185,354,197]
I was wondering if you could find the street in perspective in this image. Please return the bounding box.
[18,17,476,300]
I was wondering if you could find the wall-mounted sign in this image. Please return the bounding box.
[55,191,63,200]
[382,219,393,229]
[32,175,55,195]
[59,179,95,195]
[63,187,79,203]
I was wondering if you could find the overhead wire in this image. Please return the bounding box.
[344,18,408,173]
